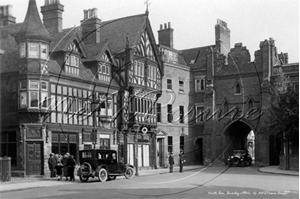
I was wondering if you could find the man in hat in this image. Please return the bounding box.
[48,153,57,178]
[62,153,70,180]
[179,150,185,173]
[168,152,174,173]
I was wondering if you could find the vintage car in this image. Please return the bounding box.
[77,149,135,182]
[227,150,252,167]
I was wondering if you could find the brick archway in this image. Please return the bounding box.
[222,119,255,164]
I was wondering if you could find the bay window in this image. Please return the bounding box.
[41,44,48,59]
[20,43,26,58]
[28,43,39,58]
[19,42,48,59]
[19,80,49,109]
[29,91,39,108]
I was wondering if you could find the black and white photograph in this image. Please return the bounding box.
[0,0,298,198]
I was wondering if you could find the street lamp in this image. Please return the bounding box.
[132,124,140,176]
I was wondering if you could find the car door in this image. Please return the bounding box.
[105,152,119,174]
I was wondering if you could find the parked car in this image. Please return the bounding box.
[227,150,252,167]
[77,149,135,182]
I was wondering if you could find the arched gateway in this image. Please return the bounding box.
[222,120,255,164]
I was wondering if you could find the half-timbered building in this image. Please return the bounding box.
[0,0,163,176]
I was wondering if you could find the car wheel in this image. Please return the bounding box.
[98,168,108,182]
[108,175,117,180]
[79,175,89,182]
[124,167,135,179]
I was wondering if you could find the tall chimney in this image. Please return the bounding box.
[81,8,101,45]
[158,22,174,48]
[41,0,64,34]
[215,19,230,57]
[0,5,16,26]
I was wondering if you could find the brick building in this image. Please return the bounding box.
[156,19,298,167]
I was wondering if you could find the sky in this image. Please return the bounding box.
[2,0,299,63]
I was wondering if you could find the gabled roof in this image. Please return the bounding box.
[181,45,216,69]
[84,42,111,62]
[49,27,87,58]
[15,0,50,43]
[100,14,148,55]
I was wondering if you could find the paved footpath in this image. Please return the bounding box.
[0,165,298,193]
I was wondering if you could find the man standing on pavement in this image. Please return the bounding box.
[168,152,174,173]
[48,153,57,178]
[179,150,185,173]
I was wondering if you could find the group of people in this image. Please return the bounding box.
[48,153,76,181]
[168,150,185,173]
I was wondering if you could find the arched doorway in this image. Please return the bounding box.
[223,120,255,164]
[194,138,203,165]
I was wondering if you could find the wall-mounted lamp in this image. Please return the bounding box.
[46,131,49,143]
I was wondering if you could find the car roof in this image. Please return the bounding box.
[79,149,117,153]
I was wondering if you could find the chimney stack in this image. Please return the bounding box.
[41,0,64,34]
[0,5,16,26]
[158,22,174,48]
[215,19,230,57]
[81,8,101,45]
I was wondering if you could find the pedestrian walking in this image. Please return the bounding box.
[67,155,76,181]
[179,150,185,173]
[168,152,174,173]
[48,153,57,178]
[62,153,69,181]
[55,159,64,181]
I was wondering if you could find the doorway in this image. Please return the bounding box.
[157,138,164,167]
[195,138,203,165]
[26,142,43,175]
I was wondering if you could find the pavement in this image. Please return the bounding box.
[0,165,298,193]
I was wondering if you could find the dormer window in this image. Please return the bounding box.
[98,62,110,82]
[65,54,79,75]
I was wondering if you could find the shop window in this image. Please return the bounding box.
[100,138,110,149]
[1,131,17,166]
